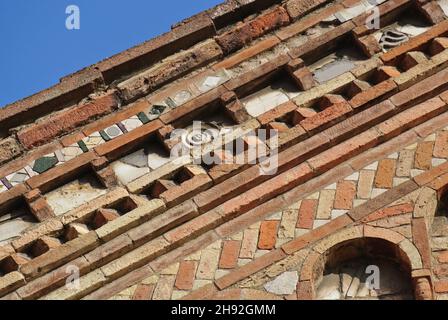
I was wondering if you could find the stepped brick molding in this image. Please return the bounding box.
[1,0,448,301]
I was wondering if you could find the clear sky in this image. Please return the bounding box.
[0,0,223,107]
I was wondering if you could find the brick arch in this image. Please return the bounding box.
[296,225,425,300]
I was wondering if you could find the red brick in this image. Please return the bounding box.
[415,162,448,186]
[276,4,343,40]
[300,103,352,133]
[258,221,279,250]
[220,163,314,219]
[95,120,163,160]
[297,199,317,229]
[374,159,396,189]
[362,203,414,223]
[434,131,448,158]
[216,7,290,54]
[160,174,212,208]
[307,129,380,173]
[434,264,448,277]
[296,280,313,300]
[381,20,448,64]
[418,1,446,24]
[334,181,356,210]
[181,283,218,300]
[437,251,448,264]
[0,67,102,136]
[213,36,280,70]
[31,236,61,257]
[285,0,330,19]
[349,80,397,109]
[257,101,298,125]
[219,240,241,269]
[414,141,434,171]
[93,208,120,229]
[377,97,447,139]
[17,93,118,149]
[412,218,432,269]
[132,284,154,300]
[175,261,197,290]
[282,214,353,254]
[28,198,56,222]
[390,68,448,108]
[429,37,448,55]
[292,68,316,91]
[215,249,286,290]
[434,280,448,293]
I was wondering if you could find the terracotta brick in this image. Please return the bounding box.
[374,159,396,189]
[415,162,448,186]
[419,1,446,24]
[257,101,298,125]
[276,4,343,40]
[20,231,99,279]
[296,280,313,300]
[28,198,56,222]
[429,37,448,55]
[437,251,448,264]
[282,214,353,254]
[412,218,431,269]
[258,221,279,250]
[175,261,197,290]
[95,120,163,160]
[349,180,419,221]
[334,181,356,210]
[362,203,414,223]
[285,0,330,19]
[164,211,223,244]
[297,199,317,229]
[17,93,119,149]
[26,151,96,192]
[219,240,241,269]
[0,272,25,297]
[292,67,316,91]
[414,141,434,171]
[349,80,397,109]
[364,225,405,244]
[16,257,89,300]
[118,40,223,101]
[194,165,262,213]
[215,249,286,290]
[300,103,352,133]
[434,131,448,158]
[220,163,314,219]
[31,236,61,257]
[84,234,133,269]
[1,254,29,273]
[132,284,154,300]
[92,208,120,229]
[381,20,448,64]
[434,280,448,293]
[307,129,380,173]
[377,98,447,140]
[290,21,355,59]
[390,68,448,108]
[216,6,290,54]
[181,283,218,300]
[213,36,280,70]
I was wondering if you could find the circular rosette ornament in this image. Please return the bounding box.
[181,122,221,150]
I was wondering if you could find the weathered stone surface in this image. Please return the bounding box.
[264,271,299,295]
[0,138,22,165]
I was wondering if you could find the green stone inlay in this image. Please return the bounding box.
[137,112,150,124]
[33,157,58,174]
[99,130,111,142]
[77,141,89,153]
[165,98,176,109]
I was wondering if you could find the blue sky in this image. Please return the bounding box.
[0,0,222,107]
